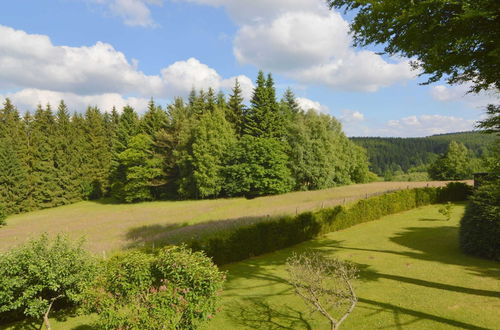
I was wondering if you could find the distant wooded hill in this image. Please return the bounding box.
[351,132,495,175]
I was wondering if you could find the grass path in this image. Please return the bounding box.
[206,203,500,330]
[0,181,459,253]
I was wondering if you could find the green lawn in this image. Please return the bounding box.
[0,181,455,253]
[3,202,498,330]
[206,203,499,330]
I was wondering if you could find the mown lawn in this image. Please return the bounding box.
[205,203,499,330]
[0,181,455,253]
[3,202,498,330]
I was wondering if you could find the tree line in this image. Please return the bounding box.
[351,132,494,176]
[0,71,371,215]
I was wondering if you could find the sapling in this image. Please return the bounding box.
[438,202,454,221]
[286,252,358,330]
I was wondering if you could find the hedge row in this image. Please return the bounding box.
[189,182,472,265]
[459,180,500,261]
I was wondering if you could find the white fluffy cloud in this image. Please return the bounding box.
[296,97,329,113]
[430,84,499,109]
[87,0,163,27]
[180,0,416,92]
[0,89,151,113]
[0,25,162,95]
[0,25,252,110]
[384,115,476,137]
[339,109,365,123]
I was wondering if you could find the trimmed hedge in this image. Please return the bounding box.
[459,180,500,261]
[189,183,471,265]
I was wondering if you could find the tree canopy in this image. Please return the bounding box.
[327,0,500,93]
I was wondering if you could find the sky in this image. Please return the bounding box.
[0,0,497,137]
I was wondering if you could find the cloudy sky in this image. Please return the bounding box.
[1,0,497,136]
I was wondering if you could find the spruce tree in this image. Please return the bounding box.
[0,99,29,213]
[82,107,112,199]
[30,104,59,209]
[227,79,246,136]
[53,101,82,205]
[141,99,169,138]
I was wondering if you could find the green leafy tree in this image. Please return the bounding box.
[224,135,294,197]
[178,106,236,198]
[428,141,473,180]
[116,133,165,202]
[84,246,225,330]
[327,0,500,93]
[0,234,96,330]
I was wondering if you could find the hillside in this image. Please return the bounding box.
[351,131,495,175]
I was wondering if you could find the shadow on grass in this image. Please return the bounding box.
[418,218,443,221]
[358,298,491,330]
[124,215,278,249]
[326,225,500,280]
[0,309,95,330]
[225,298,313,330]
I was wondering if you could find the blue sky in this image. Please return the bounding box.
[0,0,496,136]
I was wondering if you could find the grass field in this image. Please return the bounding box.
[3,202,498,330]
[0,181,460,253]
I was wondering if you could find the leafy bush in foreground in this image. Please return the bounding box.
[0,234,96,329]
[84,246,225,330]
[460,180,500,260]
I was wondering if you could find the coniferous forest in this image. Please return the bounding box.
[0,71,371,215]
[351,132,495,176]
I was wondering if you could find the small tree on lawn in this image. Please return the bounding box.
[0,234,96,330]
[438,202,454,221]
[286,252,358,330]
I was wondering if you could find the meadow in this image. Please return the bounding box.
[3,202,498,330]
[0,181,457,254]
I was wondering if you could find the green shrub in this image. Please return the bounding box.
[189,184,469,265]
[84,246,225,330]
[0,207,6,226]
[459,181,500,260]
[0,234,96,328]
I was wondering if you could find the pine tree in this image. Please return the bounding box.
[82,107,113,199]
[227,79,246,136]
[141,99,169,138]
[0,99,29,214]
[281,88,301,117]
[30,104,59,209]
[244,71,283,138]
[53,101,82,205]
